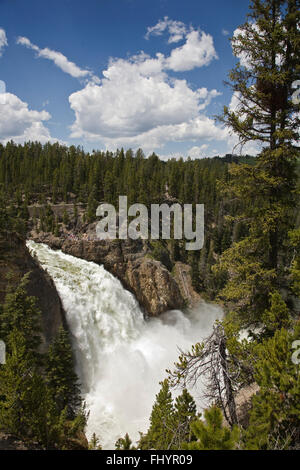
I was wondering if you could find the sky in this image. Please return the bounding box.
[0,0,257,159]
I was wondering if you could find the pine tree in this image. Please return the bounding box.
[183,406,240,450]
[0,329,36,437]
[89,432,102,450]
[86,185,98,223]
[289,227,300,296]
[54,217,60,237]
[139,379,175,450]
[173,389,198,448]
[115,433,135,450]
[45,326,81,417]
[62,208,69,227]
[215,0,300,324]
[0,328,63,449]
[244,327,300,449]
[261,290,292,336]
[0,273,42,360]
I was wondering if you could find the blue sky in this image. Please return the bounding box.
[0,0,254,158]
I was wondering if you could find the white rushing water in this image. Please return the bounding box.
[27,240,222,449]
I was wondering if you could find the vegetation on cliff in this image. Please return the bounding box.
[0,274,87,449]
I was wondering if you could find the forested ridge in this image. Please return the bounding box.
[0,142,259,299]
[0,0,300,451]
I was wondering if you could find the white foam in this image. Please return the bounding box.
[27,240,222,449]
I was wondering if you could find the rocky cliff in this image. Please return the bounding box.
[0,231,66,351]
[30,233,186,317]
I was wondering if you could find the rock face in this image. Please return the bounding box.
[125,258,184,316]
[235,382,260,426]
[0,232,66,351]
[173,262,201,308]
[30,233,185,317]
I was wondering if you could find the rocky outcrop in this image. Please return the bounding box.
[235,382,260,427]
[30,233,185,317]
[173,262,201,308]
[125,258,184,316]
[0,232,66,351]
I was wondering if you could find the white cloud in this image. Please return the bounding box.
[226,132,262,156]
[165,30,218,72]
[222,29,230,36]
[187,144,209,159]
[145,17,188,44]
[0,28,8,56]
[103,115,228,151]
[145,18,218,71]
[17,36,99,81]
[0,92,59,144]
[68,20,221,151]
[232,27,253,69]
[69,50,224,150]
[229,91,242,113]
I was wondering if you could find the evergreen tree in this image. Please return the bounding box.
[45,326,81,417]
[89,432,102,450]
[173,388,198,448]
[289,227,300,296]
[0,329,62,449]
[139,379,175,450]
[0,273,42,360]
[62,208,69,227]
[115,433,135,450]
[216,0,300,324]
[86,185,98,223]
[244,327,300,449]
[183,406,240,450]
[0,329,36,437]
[261,290,292,336]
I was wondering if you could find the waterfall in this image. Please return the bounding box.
[27,240,222,449]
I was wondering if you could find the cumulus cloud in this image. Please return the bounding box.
[0,28,8,56]
[103,115,228,151]
[165,30,218,72]
[222,29,230,36]
[145,19,218,71]
[0,92,59,144]
[68,19,221,152]
[229,91,242,113]
[145,17,188,43]
[16,36,99,81]
[187,144,209,159]
[69,50,224,150]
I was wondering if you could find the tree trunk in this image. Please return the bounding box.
[219,336,238,427]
